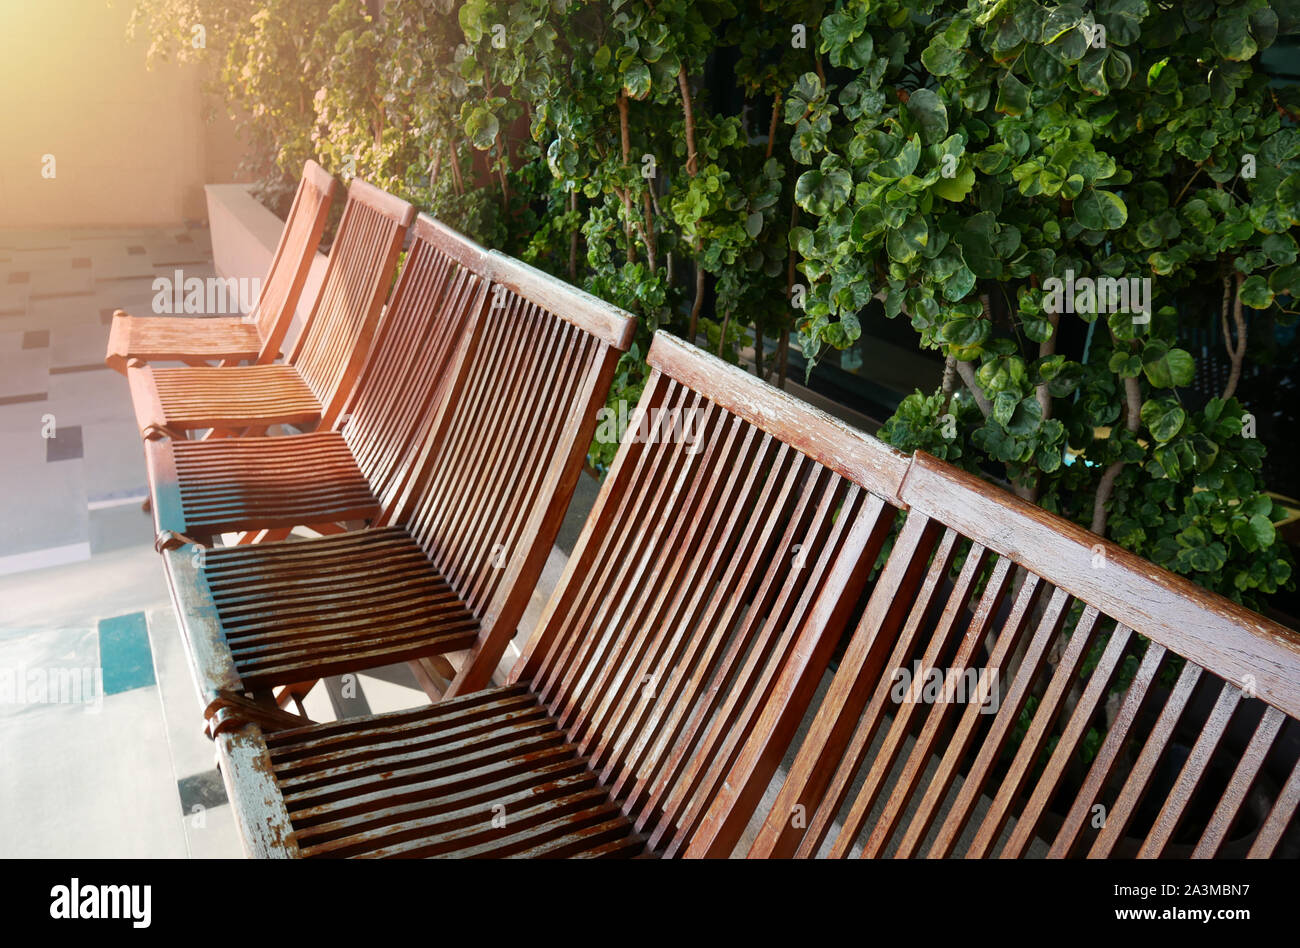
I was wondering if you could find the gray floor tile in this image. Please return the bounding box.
[45,423,83,461]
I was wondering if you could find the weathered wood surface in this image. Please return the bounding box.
[105,160,337,374]
[750,449,1300,859]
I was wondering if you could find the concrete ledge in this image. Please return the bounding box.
[204,183,327,354]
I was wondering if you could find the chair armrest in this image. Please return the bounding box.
[213,724,301,858]
[144,439,191,542]
[160,545,244,712]
[104,310,134,375]
[125,363,174,440]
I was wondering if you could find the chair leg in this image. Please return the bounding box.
[235,526,293,545]
[409,656,455,702]
[305,522,348,536]
[275,680,317,710]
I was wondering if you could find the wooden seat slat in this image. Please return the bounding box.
[1248,757,1300,857]
[279,710,556,787]
[1193,705,1287,857]
[265,687,536,758]
[840,543,999,859]
[291,750,588,833]
[296,768,604,857]
[1088,661,1205,858]
[276,724,568,802]
[1136,681,1243,857]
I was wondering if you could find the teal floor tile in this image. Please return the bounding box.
[98,611,155,695]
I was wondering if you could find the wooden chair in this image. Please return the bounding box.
[749,452,1300,859]
[125,178,414,441]
[105,160,337,375]
[159,250,637,736]
[204,331,914,857]
[146,215,490,547]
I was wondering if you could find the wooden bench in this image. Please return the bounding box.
[748,452,1300,858]
[206,330,913,857]
[125,178,414,441]
[159,248,637,736]
[146,214,490,547]
[105,160,337,375]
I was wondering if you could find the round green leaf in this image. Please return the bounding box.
[466,107,499,150]
[905,88,949,145]
[1074,188,1128,230]
[1239,274,1275,309]
[1141,399,1187,443]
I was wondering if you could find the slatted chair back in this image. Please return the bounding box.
[508,332,912,858]
[390,251,638,697]
[337,214,491,513]
[248,160,338,362]
[750,451,1300,859]
[285,178,416,430]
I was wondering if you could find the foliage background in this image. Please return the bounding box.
[128,0,1300,613]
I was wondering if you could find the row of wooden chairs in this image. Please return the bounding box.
[107,163,1300,858]
[205,331,1300,858]
[109,163,636,716]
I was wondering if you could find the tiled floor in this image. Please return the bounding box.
[0,226,464,857]
[0,225,245,856]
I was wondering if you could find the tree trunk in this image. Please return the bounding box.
[955,360,993,418]
[568,189,578,281]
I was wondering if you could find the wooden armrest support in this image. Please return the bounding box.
[104,311,134,374]
[204,691,309,738]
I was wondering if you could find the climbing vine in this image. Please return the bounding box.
[791,0,1298,608]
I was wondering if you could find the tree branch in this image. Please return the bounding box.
[617,90,635,263]
[766,91,781,160]
[940,354,958,414]
[1091,371,1142,535]
[955,359,993,418]
[1221,270,1247,400]
[676,67,705,341]
[677,69,698,177]
[1035,309,1060,420]
[568,189,578,281]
